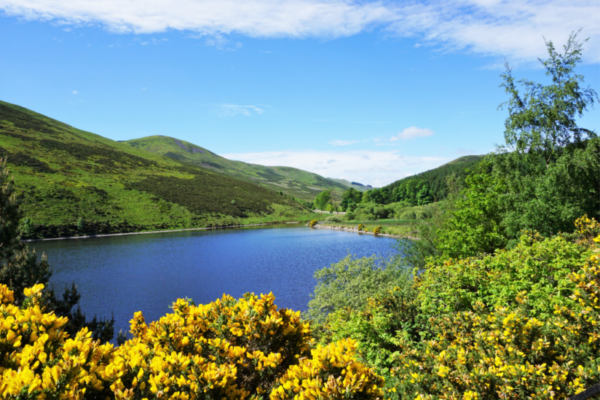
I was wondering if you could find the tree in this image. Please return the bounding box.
[341,188,362,211]
[493,31,600,238]
[314,190,331,210]
[499,30,598,167]
[0,159,114,342]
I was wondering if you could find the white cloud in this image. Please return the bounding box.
[216,103,264,117]
[220,149,449,187]
[391,126,435,141]
[328,140,358,146]
[1,1,598,63]
[387,0,600,64]
[72,90,78,94]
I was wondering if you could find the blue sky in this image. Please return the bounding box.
[1,1,599,186]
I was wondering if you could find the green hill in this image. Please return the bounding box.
[0,101,311,238]
[384,155,485,201]
[125,136,349,202]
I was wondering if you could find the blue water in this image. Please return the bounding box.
[31,225,399,336]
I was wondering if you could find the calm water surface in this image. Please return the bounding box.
[32,225,399,336]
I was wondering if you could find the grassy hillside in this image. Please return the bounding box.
[384,155,485,201]
[0,101,313,238]
[125,136,349,201]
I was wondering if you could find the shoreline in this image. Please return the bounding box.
[22,221,301,243]
[310,224,417,240]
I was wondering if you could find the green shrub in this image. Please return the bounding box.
[325,216,342,223]
[307,254,408,327]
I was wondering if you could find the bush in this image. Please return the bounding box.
[309,219,318,227]
[373,226,382,235]
[322,217,600,399]
[0,285,385,400]
[399,210,416,220]
[308,254,408,326]
[344,211,355,221]
[357,223,364,231]
[325,216,342,223]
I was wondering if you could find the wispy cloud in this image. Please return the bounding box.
[220,149,449,187]
[72,90,78,94]
[216,104,265,117]
[203,34,243,50]
[328,140,359,146]
[1,1,598,63]
[391,126,435,141]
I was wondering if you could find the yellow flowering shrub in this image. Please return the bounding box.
[0,284,114,399]
[384,221,600,398]
[104,292,313,398]
[309,220,318,228]
[358,224,364,232]
[1,286,384,399]
[373,227,382,236]
[271,338,384,400]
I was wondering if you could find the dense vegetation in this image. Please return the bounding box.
[0,101,314,238]
[305,32,600,399]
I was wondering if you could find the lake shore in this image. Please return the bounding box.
[22,221,301,243]
[310,223,417,240]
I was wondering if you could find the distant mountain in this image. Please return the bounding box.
[0,101,308,237]
[125,135,349,201]
[327,178,371,192]
[384,155,485,201]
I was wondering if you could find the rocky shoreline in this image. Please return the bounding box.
[309,223,417,240]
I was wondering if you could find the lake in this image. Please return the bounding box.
[31,225,400,337]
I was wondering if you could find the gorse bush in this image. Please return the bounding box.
[0,285,384,400]
[317,217,600,399]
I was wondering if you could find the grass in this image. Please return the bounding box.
[125,136,350,202]
[317,218,415,237]
[0,100,325,238]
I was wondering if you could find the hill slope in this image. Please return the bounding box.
[125,136,349,201]
[384,155,485,201]
[0,101,309,238]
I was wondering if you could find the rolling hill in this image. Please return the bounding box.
[124,136,349,202]
[0,101,312,238]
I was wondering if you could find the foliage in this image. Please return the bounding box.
[494,137,600,240]
[357,224,364,231]
[0,285,384,400]
[307,254,408,326]
[436,161,507,259]
[340,187,363,211]
[373,226,381,235]
[383,156,484,204]
[309,219,318,228]
[313,217,600,399]
[270,338,385,400]
[498,31,598,167]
